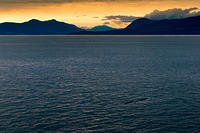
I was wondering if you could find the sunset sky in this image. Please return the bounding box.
[0,0,200,28]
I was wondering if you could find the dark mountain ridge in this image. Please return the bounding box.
[76,15,200,35]
[1,16,200,35]
[0,19,85,35]
[123,16,200,34]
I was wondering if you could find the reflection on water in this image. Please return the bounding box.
[0,36,200,132]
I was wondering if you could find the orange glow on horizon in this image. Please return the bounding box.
[0,1,200,28]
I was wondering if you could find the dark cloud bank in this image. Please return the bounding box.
[103,15,140,25]
[103,7,200,26]
[0,0,161,4]
[145,7,200,20]
[0,0,186,4]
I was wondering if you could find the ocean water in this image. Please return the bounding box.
[0,35,200,132]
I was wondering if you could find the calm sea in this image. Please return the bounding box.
[0,35,200,132]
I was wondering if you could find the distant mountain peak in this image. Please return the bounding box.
[88,25,117,31]
[27,19,60,23]
[47,19,58,23]
[27,19,41,23]
[126,18,153,29]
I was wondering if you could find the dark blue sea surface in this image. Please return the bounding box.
[0,35,200,132]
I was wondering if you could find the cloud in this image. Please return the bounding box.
[103,22,110,24]
[102,7,200,27]
[103,8,200,26]
[145,7,200,20]
[80,26,90,29]
[103,15,140,22]
[102,15,140,26]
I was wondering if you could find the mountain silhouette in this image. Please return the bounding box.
[1,16,200,35]
[87,25,117,31]
[0,19,85,35]
[77,15,200,35]
[123,16,200,34]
